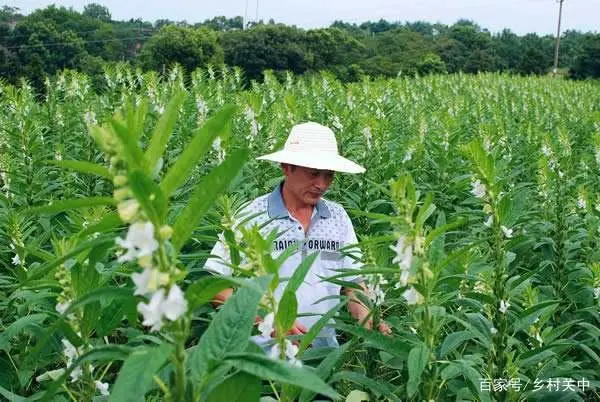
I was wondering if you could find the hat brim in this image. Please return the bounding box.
[257,151,365,174]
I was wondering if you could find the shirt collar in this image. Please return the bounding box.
[267,181,330,219]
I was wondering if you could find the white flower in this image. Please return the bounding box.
[332,116,343,131]
[390,235,412,272]
[269,340,301,367]
[62,339,79,365]
[367,282,385,305]
[402,287,423,305]
[470,179,486,199]
[402,147,415,163]
[499,299,510,314]
[484,216,493,227]
[501,226,513,238]
[258,312,275,338]
[84,111,97,126]
[362,127,372,150]
[244,106,255,121]
[56,301,71,315]
[398,270,410,287]
[116,222,159,263]
[137,289,165,332]
[197,99,208,116]
[55,151,62,161]
[577,197,586,209]
[541,144,552,157]
[137,285,188,331]
[161,285,188,321]
[131,268,169,296]
[95,380,110,396]
[490,327,498,335]
[593,287,600,299]
[12,254,20,265]
[36,368,66,382]
[535,332,543,345]
[70,366,82,383]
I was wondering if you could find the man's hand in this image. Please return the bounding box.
[362,318,392,336]
[285,321,308,337]
[254,317,307,344]
[344,284,393,337]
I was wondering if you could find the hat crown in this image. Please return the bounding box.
[284,122,338,153]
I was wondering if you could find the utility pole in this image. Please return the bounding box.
[255,0,259,25]
[244,0,248,29]
[553,0,565,76]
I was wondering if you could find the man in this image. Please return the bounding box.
[204,122,391,349]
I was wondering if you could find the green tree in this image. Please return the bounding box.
[417,52,447,75]
[10,19,88,86]
[515,33,553,75]
[360,28,433,77]
[569,34,600,79]
[139,25,223,73]
[83,3,111,22]
[197,16,243,31]
[222,25,310,81]
[306,28,366,80]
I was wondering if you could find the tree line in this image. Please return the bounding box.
[1,4,599,89]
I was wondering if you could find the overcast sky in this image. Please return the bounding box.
[6,0,600,35]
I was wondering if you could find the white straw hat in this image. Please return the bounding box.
[256,122,366,174]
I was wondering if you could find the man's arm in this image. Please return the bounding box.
[343,283,392,336]
[210,288,233,308]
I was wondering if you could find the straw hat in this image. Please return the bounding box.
[256,122,365,174]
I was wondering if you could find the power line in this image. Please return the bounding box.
[3,35,152,50]
[0,26,154,41]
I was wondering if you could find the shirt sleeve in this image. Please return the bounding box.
[340,210,364,284]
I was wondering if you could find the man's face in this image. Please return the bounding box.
[282,164,335,206]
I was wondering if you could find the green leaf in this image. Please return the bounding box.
[160,105,235,197]
[513,301,559,331]
[128,170,168,224]
[206,371,262,402]
[144,91,186,172]
[189,276,270,380]
[284,252,318,293]
[110,118,145,170]
[223,353,338,400]
[64,287,134,316]
[329,371,399,401]
[40,345,132,401]
[172,147,248,250]
[335,323,413,358]
[78,212,123,238]
[108,344,171,402]
[0,385,31,402]
[440,331,472,358]
[415,193,436,230]
[276,290,298,334]
[578,343,600,365]
[407,344,429,398]
[24,197,117,215]
[45,159,112,179]
[0,313,47,351]
[298,300,346,355]
[186,276,235,310]
[23,236,114,284]
[298,341,353,402]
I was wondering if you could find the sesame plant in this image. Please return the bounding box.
[1,66,599,401]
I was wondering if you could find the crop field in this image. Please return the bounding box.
[0,65,599,401]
